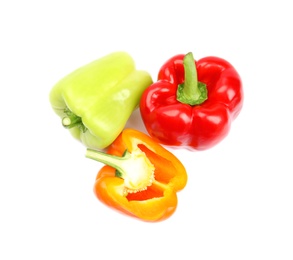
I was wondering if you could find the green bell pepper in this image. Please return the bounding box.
[49,51,153,150]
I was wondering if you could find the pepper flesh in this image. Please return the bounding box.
[49,52,153,150]
[140,52,243,151]
[86,129,188,222]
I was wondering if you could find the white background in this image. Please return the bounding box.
[1,0,292,259]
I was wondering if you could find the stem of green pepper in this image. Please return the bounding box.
[62,116,82,129]
[62,108,87,133]
[176,52,208,105]
[86,148,155,193]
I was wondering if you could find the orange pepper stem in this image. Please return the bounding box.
[176,52,208,105]
[86,148,155,193]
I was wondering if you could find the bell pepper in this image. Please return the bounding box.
[85,129,188,222]
[140,52,243,151]
[49,51,153,150]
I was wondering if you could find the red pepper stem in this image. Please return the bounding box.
[176,52,208,106]
[86,148,155,193]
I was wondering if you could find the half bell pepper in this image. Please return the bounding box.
[86,129,188,222]
[140,52,243,151]
[49,51,153,150]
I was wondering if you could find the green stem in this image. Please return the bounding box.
[176,52,208,105]
[86,148,155,193]
[62,116,82,129]
[86,149,131,176]
[62,108,87,133]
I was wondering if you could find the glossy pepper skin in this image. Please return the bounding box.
[49,52,153,150]
[140,52,243,151]
[86,129,188,222]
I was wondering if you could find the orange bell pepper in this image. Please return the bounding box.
[86,128,188,222]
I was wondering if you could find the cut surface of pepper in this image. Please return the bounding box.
[49,51,153,150]
[86,129,188,222]
[140,52,243,151]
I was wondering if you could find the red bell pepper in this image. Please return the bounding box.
[140,52,243,150]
